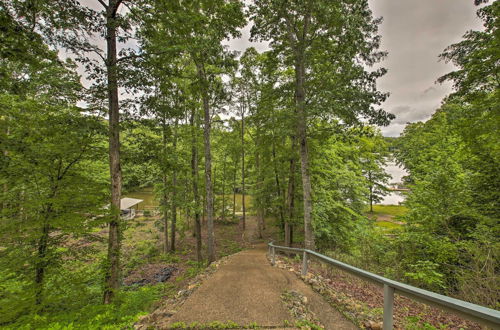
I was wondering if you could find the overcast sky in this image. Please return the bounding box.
[226,0,486,136]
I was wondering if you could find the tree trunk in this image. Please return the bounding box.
[35,221,49,305]
[170,120,178,252]
[285,136,297,247]
[104,0,123,304]
[221,154,227,222]
[190,107,202,263]
[161,114,170,253]
[255,151,263,239]
[196,60,215,264]
[232,164,237,220]
[240,108,246,231]
[294,53,315,250]
[213,165,217,218]
[163,174,169,253]
[1,125,8,214]
[369,171,374,213]
[272,139,285,232]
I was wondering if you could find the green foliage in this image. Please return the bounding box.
[1,258,166,329]
[404,260,446,291]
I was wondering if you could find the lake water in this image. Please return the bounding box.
[125,160,408,208]
[125,187,158,209]
[380,160,408,205]
[125,187,252,212]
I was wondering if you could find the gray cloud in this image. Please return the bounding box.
[370,0,485,136]
[389,104,435,125]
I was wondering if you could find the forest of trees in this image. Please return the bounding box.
[0,0,497,328]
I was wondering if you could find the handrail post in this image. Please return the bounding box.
[272,246,276,266]
[383,284,394,330]
[301,250,308,276]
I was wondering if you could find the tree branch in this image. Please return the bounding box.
[112,0,124,16]
[97,0,108,10]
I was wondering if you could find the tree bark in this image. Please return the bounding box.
[294,49,315,250]
[285,136,297,247]
[196,60,215,264]
[161,114,170,253]
[369,171,374,213]
[240,107,246,231]
[170,120,178,252]
[221,154,227,222]
[190,107,202,262]
[35,221,49,305]
[104,0,123,304]
[213,165,217,218]
[272,139,285,232]
[255,151,263,239]
[232,163,237,220]
[163,174,169,253]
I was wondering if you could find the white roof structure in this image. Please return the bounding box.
[120,198,143,210]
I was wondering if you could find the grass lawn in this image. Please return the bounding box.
[374,221,402,230]
[369,204,408,217]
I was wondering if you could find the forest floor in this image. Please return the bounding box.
[137,216,356,329]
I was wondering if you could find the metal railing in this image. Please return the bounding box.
[268,242,500,330]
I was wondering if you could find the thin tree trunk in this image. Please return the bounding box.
[35,221,50,305]
[213,165,217,219]
[272,139,285,231]
[161,115,170,253]
[202,190,206,224]
[170,120,178,252]
[255,151,263,239]
[1,125,8,214]
[190,107,202,262]
[221,154,227,222]
[163,174,169,253]
[240,108,246,231]
[369,171,374,213]
[232,164,237,220]
[285,136,297,247]
[104,0,123,304]
[196,60,215,264]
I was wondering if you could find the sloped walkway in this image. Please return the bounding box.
[163,218,356,329]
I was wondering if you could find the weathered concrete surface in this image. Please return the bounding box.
[166,243,356,329]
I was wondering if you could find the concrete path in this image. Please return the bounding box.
[165,218,356,329]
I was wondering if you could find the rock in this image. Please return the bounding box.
[302,296,308,304]
[155,266,176,282]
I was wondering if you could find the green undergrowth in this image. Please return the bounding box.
[1,282,169,330]
[373,221,402,230]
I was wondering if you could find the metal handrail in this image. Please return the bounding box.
[268,242,500,330]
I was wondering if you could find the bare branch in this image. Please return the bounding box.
[97,0,108,9]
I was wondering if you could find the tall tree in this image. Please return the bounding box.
[250,0,392,249]
[142,0,245,263]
